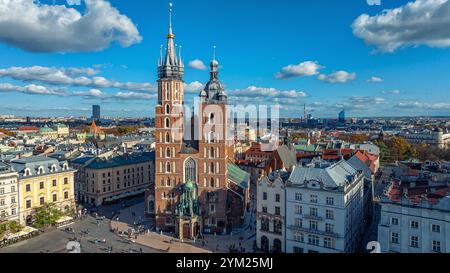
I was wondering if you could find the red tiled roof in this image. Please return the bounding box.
[387,180,449,205]
[354,150,378,173]
[18,126,39,131]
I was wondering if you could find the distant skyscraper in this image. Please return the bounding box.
[92,105,101,121]
[338,110,345,124]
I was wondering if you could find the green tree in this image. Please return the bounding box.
[32,203,65,229]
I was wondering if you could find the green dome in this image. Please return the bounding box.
[184,180,196,189]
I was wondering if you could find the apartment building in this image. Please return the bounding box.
[256,171,289,253]
[83,152,155,206]
[285,160,365,253]
[10,156,76,225]
[0,163,19,222]
[378,179,450,253]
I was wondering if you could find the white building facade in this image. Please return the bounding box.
[256,171,288,253]
[378,182,450,253]
[0,163,19,222]
[285,161,365,253]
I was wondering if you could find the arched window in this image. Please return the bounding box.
[166,178,171,187]
[166,83,170,100]
[38,167,44,175]
[51,165,57,172]
[210,147,215,158]
[160,178,164,187]
[184,158,197,183]
[210,162,215,173]
[25,169,30,176]
[166,147,171,158]
[165,132,170,143]
[63,164,68,171]
[210,178,215,188]
[165,118,170,128]
[166,162,171,173]
[165,104,170,114]
[172,178,177,187]
[209,113,215,123]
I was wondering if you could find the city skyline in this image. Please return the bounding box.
[1,0,450,118]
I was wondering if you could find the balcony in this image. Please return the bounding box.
[287,225,340,238]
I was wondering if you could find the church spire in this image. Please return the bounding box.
[158,1,184,80]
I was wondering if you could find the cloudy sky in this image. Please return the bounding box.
[0,0,450,118]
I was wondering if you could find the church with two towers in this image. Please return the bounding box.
[146,2,250,239]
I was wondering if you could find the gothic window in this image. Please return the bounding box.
[166,147,171,158]
[160,179,164,187]
[166,83,170,100]
[165,117,170,128]
[165,104,170,114]
[165,132,170,143]
[210,147,215,158]
[173,178,177,187]
[210,178,215,188]
[210,162,215,174]
[184,158,197,183]
[166,178,171,187]
[166,162,171,173]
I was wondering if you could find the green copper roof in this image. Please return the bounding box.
[294,144,317,152]
[184,180,196,189]
[40,127,55,133]
[227,162,249,189]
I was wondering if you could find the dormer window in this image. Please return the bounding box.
[24,169,31,177]
[51,165,57,172]
[38,167,44,175]
[63,164,68,171]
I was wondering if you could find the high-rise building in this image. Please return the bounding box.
[338,110,345,124]
[92,105,101,121]
[150,2,249,239]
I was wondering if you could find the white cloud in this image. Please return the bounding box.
[184,81,204,93]
[318,71,356,83]
[368,76,383,83]
[0,83,67,96]
[275,61,322,79]
[114,92,156,100]
[352,0,450,53]
[230,86,307,99]
[397,101,450,110]
[0,0,142,53]
[382,89,401,95]
[188,59,207,70]
[0,66,155,92]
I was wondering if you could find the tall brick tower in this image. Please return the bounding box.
[152,2,248,237]
[154,1,185,231]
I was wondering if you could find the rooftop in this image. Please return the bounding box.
[227,161,250,190]
[384,179,450,207]
[86,152,155,169]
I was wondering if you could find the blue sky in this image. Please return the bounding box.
[0,0,450,118]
